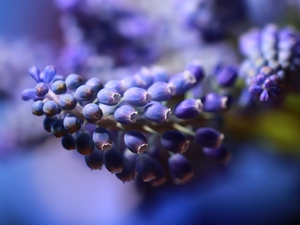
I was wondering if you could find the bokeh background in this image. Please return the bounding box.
[0,0,300,224]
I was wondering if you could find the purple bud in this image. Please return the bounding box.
[122,74,147,89]
[124,130,148,154]
[150,160,166,187]
[103,148,124,174]
[116,158,136,183]
[60,93,77,110]
[195,127,224,148]
[74,85,94,101]
[136,67,154,88]
[135,154,157,182]
[65,73,84,90]
[97,88,121,106]
[114,105,139,125]
[161,131,190,153]
[255,74,266,85]
[21,88,36,101]
[248,85,263,95]
[216,65,237,87]
[31,100,44,116]
[203,145,231,163]
[85,149,104,170]
[260,89,269,102]
[151,66,169,83]
[92,127,113,151]
[86,77,103,95]
[35,82,49,97]
[147,82,175,101]
[104,80,126,95]
[29,66,41,83]
[168,154,194,184]
[43,65,56,83]
[123,87,152,106]
[202,93,229,112]
[43,100,60,117]
[174,99,203,119]
[83,103,103,123]
[168,71,197,96]
[185,60,205,83]
[63,116,81,134]
[143,102,171,123]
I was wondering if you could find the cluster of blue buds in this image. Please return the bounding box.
[239,24,300,102]
[22,61,231,185]
[56,0,160,68]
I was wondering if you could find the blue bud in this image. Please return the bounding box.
[103,148,124,174]
[147,82,175,101]
[21,88,36,101]
[202,92,229,112]
[195,127,224,148]
[51,119,68,138]
[135,154,157,182]
[52,75,64,82]
[123,87,151,106]
[43,100,60,116]
[260,89,269,102]
[116,158,136,183]
[63,116,81,134]
[114,104,139,125]
[43,116,57,132]
[136,67,154,88]
[31,100,44,116]
[151,66,169,83]
[248,85,263,95]
[85,77,103,95]
[97,88,121,106]
[65,73,83,90]
[122,74,147,89]
[168,153,194,184]
[203,145,231,163]
[83,103,103,122]
[124,130,148,154]
[60,94,77,110]
[168,71,197,96]
[104,80,126,95]
[74,85,94,101]
[216,65,238,87]
[143,102,171,123]
[85,149,104,170]
[92,127,113,151]
[61,134,76,150]
[75,133,94,156]
[150,160,166,187]
[51,80,67,95]
[43,65,56,83]
[161,130,190,153]
[174,99,203,119]
[35,82,49,97]
[29,66,41,83]
[185,60,205,83]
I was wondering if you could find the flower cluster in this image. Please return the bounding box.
[56,0,161,72]
[239,24,300,103]
[22,60,231,185]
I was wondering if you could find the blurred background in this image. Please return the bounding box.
[0,0,300,224]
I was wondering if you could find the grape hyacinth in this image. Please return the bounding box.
[21,61,234,185]
[239,24,300,102]
[22,22,300,186]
